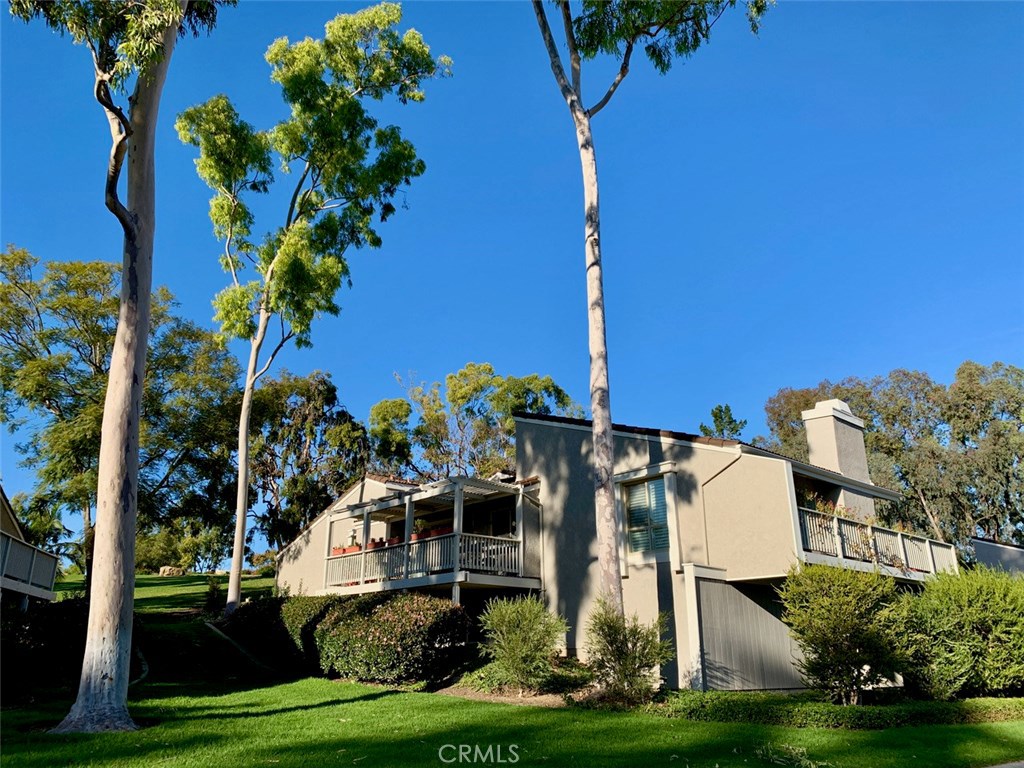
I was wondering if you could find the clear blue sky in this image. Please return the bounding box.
[2,1,1023,511]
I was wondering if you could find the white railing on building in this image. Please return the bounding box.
[798,508,957,576]
[324,533,520,588]
[1,532,59,593]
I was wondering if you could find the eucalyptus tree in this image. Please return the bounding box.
[9,0,230,732]
[531,0,769,613]
[0,247,240,582]
[369,362,581,480]
[758,362,1024,547]
[176,3,450,615]
[249,370,369,550]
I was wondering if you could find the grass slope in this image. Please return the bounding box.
[2,576,1022,768]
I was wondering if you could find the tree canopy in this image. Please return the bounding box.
[0,246,240,537]
[757,361,1023,546]
[699,403,747,440]
[370,362,581,481]
[250,370,369,549]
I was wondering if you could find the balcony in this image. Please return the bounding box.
[322,476,540,598]
[798,507,958,580]
[1,531,59,600]
[326,532,521,589]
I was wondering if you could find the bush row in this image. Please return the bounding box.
[222,592,469,684]
[315,593,469,683]
[658,690,1024,729]
[779,564,1024,704]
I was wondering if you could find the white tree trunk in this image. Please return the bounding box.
[574,113,624,614]
[224,309,271,615]
[53,19,180,735]
[531,0,625,615]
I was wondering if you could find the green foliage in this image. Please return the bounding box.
[478,596,569,693]
[699,403,747,440]
[573,1,770,75]
[659,689,1024,730]
[315,593,469,683]
[177,2,449,350]
[892,567,1024,700]
[370,362,582,479]
[0,248,242,535]
[250,371,369,549]
[178,525,232,573]
[757,362,1024,547]
[280,594,350,665]
[8,0,228,91]
[778,565,903,706]
[135,526,183,573]
[247,549,278,577]
[584,596,674,706]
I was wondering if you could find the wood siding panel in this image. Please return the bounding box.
[698,580,803,691]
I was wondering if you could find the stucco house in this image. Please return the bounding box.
[277,399,957,691]
[1,484,59,607]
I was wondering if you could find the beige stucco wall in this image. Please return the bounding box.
[702,454,799,580]
[276,478,395,595]
[514,418,784,688]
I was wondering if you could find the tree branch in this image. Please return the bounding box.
[253,329,295,382]
[559,1,581,97]
[587,39,634,118]
[532,0,584,118]
[285,161,312,228]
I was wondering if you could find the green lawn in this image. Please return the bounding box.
[2,575,1021,768]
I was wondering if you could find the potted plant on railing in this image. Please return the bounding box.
[341,543,361,555]
[410,519,429,542]
[331,545,344,556]
[367,538,384,550]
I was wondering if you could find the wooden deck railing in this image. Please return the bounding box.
[1,532,59,594]
[325,533,520,589]
[798,508,957,576]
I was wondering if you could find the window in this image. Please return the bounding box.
[625,476,669,553]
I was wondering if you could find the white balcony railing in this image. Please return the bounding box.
[798,508,957,577]
[325,533,520,589]
[1,532,59,595]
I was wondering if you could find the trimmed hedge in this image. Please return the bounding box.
[893,567,1024,701]
[658,690,1024,729]
[219,595,299,671]
[315,593,469,683]
[280,595,350,666]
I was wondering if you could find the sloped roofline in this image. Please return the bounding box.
[513,411,901,502]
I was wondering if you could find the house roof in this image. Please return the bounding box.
[511,411,741,449]
[513,411,901,502]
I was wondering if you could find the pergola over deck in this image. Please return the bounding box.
[322,476,541,602]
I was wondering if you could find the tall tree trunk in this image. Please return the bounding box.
[224,309,271,615]
[574,112,624,613]
[532,0,624,614]
[53,19,180,734]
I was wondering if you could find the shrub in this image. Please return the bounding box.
[315,593,469,683]
[219,595,300,672]
[658,689,1024,729]
[584,596,673,706]
[893,567,1024,700]
[0,596,90,703]
[778,564,903,705]
[479,596,568,693]
[280,594,350,665]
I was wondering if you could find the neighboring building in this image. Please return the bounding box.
[278,400,958,691]
[972,537,1024,575]
[1,485,59,606]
